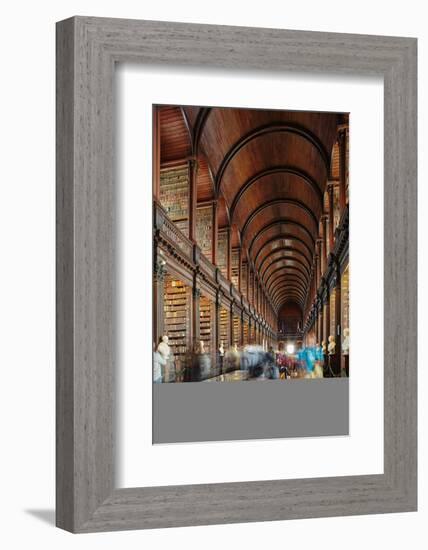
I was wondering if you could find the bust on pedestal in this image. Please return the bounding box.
[327,335,337,377]
[156,335,175,382]
[342,328,350,377]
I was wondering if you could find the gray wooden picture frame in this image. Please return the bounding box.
[56,16,417,533]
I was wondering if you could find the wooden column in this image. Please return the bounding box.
[188,159,198,241]
[212,199,218,265]
[215,291,220,352]
[334,262,342,361]
[255,278,259,312]
[153,254,166,347]
[328,182,335,251]
[321,216,327,274]
[152,107,161,200]
[191,279,201,350]
[325,290,330,339]
[314,306,318,344]
[238,247,242,292]
[338,129,347,214]
[226,227,232,281]
[246,257,250,302]
[314,256,319,292]
[229,302,234,346]
[316,240,322,286]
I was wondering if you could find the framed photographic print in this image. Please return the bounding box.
[56,16,417,532]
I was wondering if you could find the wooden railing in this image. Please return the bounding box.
[155,200,275,334]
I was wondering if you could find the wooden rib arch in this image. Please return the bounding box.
[261,256,311,285]
[241,199,319,241]
[248,219,316,257]
[253,234,313,266]
[258,247,312,275]
[214,122,330,196]
[265,265,310,292]
[269,276,307,297]
[229,165,323,222]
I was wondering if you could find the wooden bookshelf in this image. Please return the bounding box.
[249,271,254,305]
[196,205,213,260]
[163,276,190,367]
[219,307,229,348]
[233,314,241,347]
[329,288,336,338]
[341,265,349,331]
[243,321,249,346]
[323,303,328,342]
[231,247,239,288]
[241,261,248,299]
[333,184,340,231]
[159,165,189,237]
[217,229,228,279]
[199,295,214,354]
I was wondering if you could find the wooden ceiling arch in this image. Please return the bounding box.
[260,256,311,288]
[273,285,306,302]
[214,121,331,196]
[193,107,211,155]
[253,234,313,267]
[268,275,308,297]
[265,265,310,293]
[257,247,312,276]
[248,219,316,257]
[228,165,323,222]
[273,290,305,309]
[159,105,341,317]
[271,282,307,304]
[266,272,310,299]
[261,256,311,285]
[272,282,306,299]
[241,199,319,241]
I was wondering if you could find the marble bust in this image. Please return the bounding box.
[219,341,225,356]
[157,334,171,359]
[327,335,336,355]
[342,328,350,355]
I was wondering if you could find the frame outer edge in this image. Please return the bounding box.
[56,16,76,532]
[56,16,418,532]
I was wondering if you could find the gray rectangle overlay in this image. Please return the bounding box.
[153,378,349,444]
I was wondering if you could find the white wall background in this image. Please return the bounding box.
[0,1,425,548]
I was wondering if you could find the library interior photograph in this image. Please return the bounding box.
[153,105,349,383]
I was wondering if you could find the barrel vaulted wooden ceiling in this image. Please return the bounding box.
[158,105,345,315]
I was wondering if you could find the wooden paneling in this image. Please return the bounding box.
[196,156,215,202]
[159,106,191,163]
